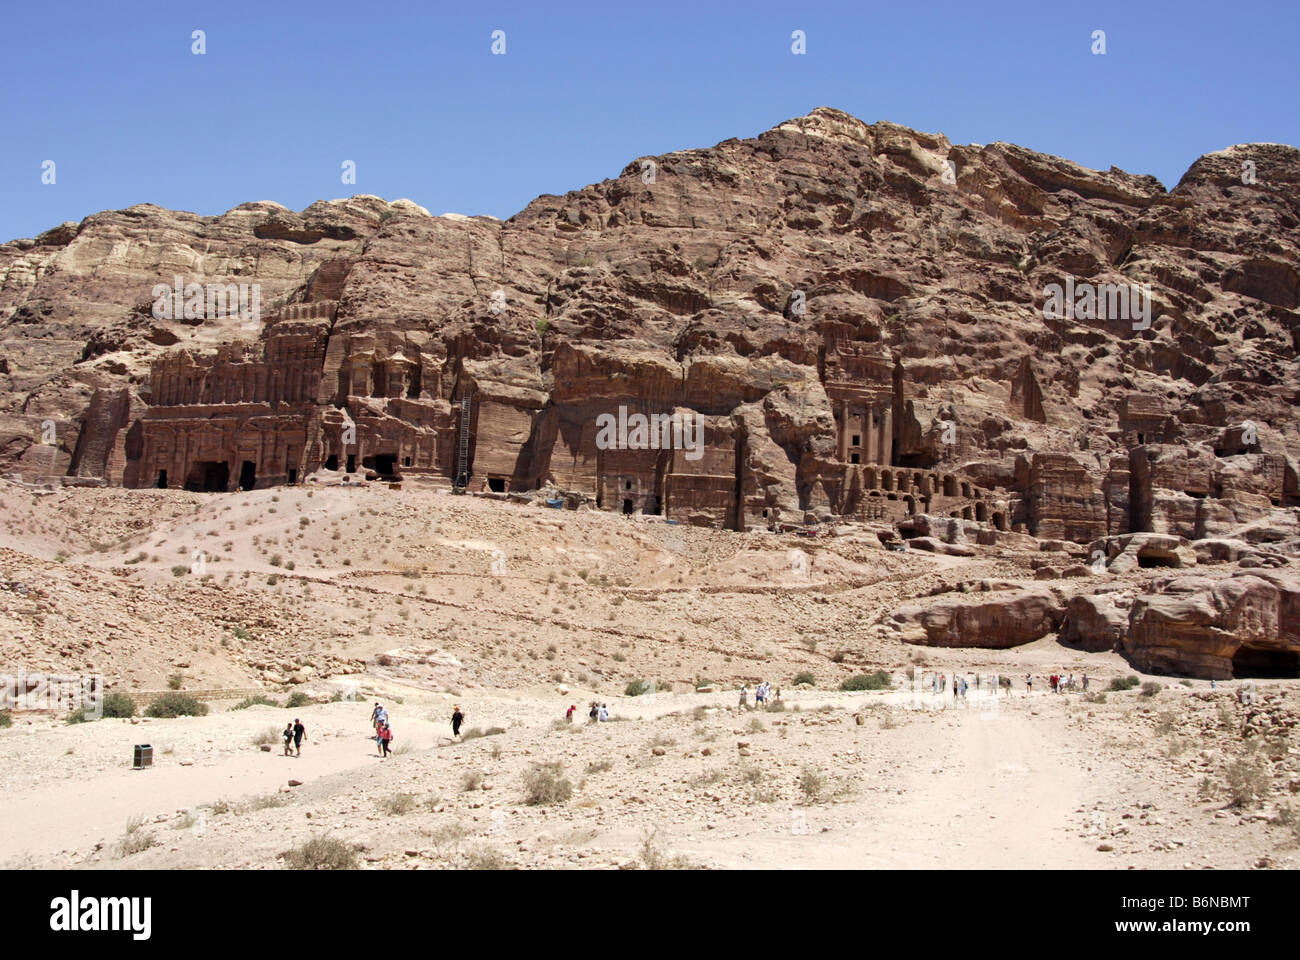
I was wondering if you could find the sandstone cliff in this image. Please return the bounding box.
[2,108,1298,543]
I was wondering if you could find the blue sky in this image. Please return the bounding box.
[2,0,1297,241]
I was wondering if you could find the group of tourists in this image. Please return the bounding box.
[1044,673,1088,693]
[737,682,780,709]
[281,719,307,756]
[582,702,610,723]
[370,702,394,757]
[929,673,972,698]
[367,701,467,757]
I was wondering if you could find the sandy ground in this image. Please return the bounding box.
[3,681,1295,870]
[1,479,1297,869]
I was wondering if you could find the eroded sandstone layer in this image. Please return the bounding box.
[2,108,1298,546]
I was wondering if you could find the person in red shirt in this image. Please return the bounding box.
[565,704,576,724]
[378,720,393,758]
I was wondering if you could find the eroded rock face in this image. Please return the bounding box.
[891,584,1064,647]
[1060,593,1129,652]
[2,108,1298,539]
[1124,570,1300,679]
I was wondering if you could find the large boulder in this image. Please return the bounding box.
[892,585,1064,647]
[1060,593,1129,651]
[1124,570,1300,679]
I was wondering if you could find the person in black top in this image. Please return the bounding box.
[292,719,306,757]
[451,705,464,739]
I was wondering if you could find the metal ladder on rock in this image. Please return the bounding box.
[455,396,471,490]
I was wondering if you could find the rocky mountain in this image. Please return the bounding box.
[2,107,1298,546]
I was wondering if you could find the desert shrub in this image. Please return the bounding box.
[167,673,184,690]
[282,836,358,870]
[253,726,281,746]
[465,846,510,870]
[460,770,485,792]
[841,671,891,692]
[232,695,279,710]
[101,692,136,718]
[1140,681,1162,698]
[0,709,10,728]
[144,693,208,718]
[799,765,828,802]
[639,826,697,870]
[285,691,311,709]
[460,725,506,742]
[1083,691,1108,704]
[116,816,155,858]
[625,679,654,697]
[1108,675,1141,692]
[1224,753,1270,808]
[381,792,417,815]
[522,761,573,805]
[585,758,614,774]
[793,671,816,686]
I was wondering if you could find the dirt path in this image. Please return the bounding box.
[680,697,1097,869]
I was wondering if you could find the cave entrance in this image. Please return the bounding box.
[346,453,356,473]
[374,454,397,476]
[487,476,505,493]
[1137,549,1180,568]
[1232,644,1300,679]
[238,460,257,491]
[646,495,662,516]
[156,470,167,489]
[287,468,297,484]
[184,461,229,492]
[325,454,338,471]
[622,498,634,515]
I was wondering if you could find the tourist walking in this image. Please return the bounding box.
[1026,673,1032,693]
[739,685,749,709]
[588,701,599,724]
[292,718,307,757]
[451,705,465,739]
[565,704,576,724]
[378,720,393,758]
[282,722,294,757]
[1082,673,1089,691]
[598,703,609,722]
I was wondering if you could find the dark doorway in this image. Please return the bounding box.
[622,498,634,515]
[1232,645,1300,679]
[239,460,256,491]
[325,454,338,471]
[404,457,411,467]
[156,470,167,489]
[184,461,229,492]
[646,496,662,516]
[374,454,397,476]
[287,469,297,484]
[1137,550,1178,568]
[346,453,356,473]
[850,453,860,464]
[487,477,505,493]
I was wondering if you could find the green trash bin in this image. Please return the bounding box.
[133,744,153,770]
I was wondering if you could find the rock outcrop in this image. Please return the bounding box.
[1125,570,1300,679]
[891,583,1064,647]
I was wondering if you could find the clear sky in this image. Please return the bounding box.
[2,0,1297,241]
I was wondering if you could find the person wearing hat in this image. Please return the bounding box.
[451,705,465,739]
